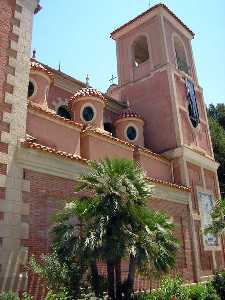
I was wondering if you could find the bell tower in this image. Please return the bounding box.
[110,4,204,154]
[111,4,223,281]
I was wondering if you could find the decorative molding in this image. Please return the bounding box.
[163,146,219,171]
[16,146,88,181]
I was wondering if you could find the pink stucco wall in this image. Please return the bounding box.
[27,111,81,155]
[115,118,144,146]
[120,70,177,152]
[135,150,172,181]
[72,98,105,129]
[29,73,50,106]
[47,85,73,110]
[175,74,212,156]
[81,133,134,161]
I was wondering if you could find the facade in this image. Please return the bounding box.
[0,1,224,297]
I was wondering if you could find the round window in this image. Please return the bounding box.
[126,126,137,141]
[82,106,94,122]
[28,81,35,98]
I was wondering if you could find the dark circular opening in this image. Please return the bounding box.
[57,105,71,120]
[28,81,35,98]
[126,126,137,141]
[82,106,94,122]
[104,122,115,136]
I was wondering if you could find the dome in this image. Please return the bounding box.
[30,60,53,81]
[69,88,105,111]
[115,109,144,122]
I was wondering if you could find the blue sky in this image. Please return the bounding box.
[32,0,225,105]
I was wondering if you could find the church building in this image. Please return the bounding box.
[0,0,224,297]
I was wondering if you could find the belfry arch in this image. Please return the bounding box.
[132,35,150,67]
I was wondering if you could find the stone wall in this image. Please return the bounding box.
[0,0,38,292]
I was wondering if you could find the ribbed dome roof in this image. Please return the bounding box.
[69,88,105,110]
[30,60,53,80]
[116,109,144,121]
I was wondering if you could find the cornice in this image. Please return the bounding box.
[136,146,171,164]
[163,146,219,171]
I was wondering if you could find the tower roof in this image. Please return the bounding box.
[111,3,194,39]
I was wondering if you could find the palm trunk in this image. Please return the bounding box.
[115,258,122,299]
[107,260,115,299]
[125,254,136,299]
[90,259,100,297]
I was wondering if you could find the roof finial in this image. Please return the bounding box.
[86,74,90,87]
[148,0,151,8]
[109,74,117,85]
[32,49,36,59]
[58,61,61,72]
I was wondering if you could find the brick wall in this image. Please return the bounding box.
[149,198,194,282]
[23,170,75,299]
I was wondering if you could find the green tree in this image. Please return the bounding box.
[208,103,225,131]
[208,104,225,197]
[53,158,178,299]
[205,198,225,237]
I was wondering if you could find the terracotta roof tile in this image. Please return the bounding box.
[28,101,83,129]
[111,3,194,38]
[137,146,170,163]
[146,176,191,192]
[115,109,144,122]
[30,59,54,80]
[69,88,106,110]
[21,140,88,164]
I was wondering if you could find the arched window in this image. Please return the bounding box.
[174,36,189,74]
[57,105,71,120]
[104,122,115,136]
[133,36,149,67]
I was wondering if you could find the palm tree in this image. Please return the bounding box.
[52,158,178,299]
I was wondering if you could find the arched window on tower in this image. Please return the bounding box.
[133,36,149,67]
[174,36,189,75]
[57,105,71,120]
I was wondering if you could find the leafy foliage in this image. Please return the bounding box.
[30,251,85,299]
[44,290,71,300]
[137,276,219,300]
[187,283,219,300]
[208,104,225,131]
[211,271,225,300]
[208,104,225,197]
[0,292,19,300]
[22,293,33,300]
[137,276,189,300]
